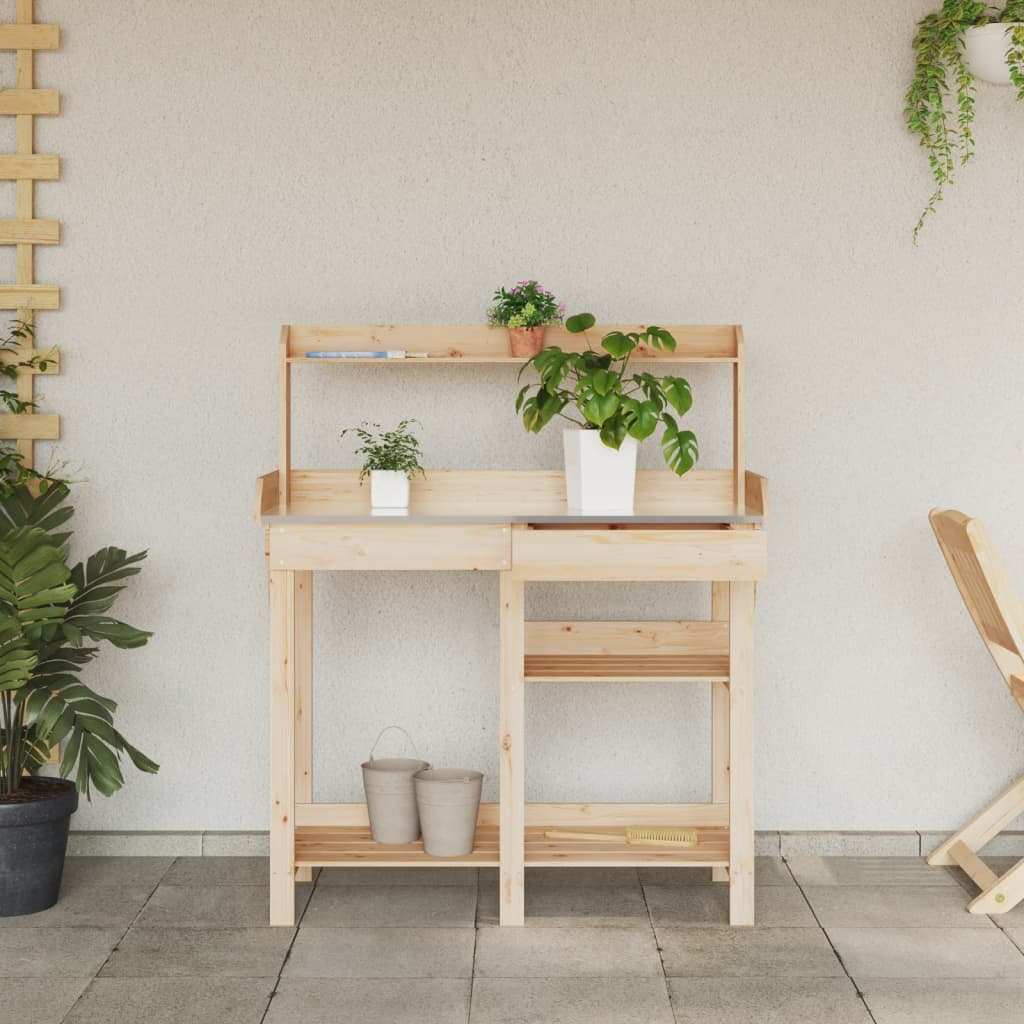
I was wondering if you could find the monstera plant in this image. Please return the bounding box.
[0,483,157,917]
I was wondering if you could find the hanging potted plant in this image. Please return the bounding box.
[906,1,1024,241]
[0,482,157,917]
[515,314,698,513]
[486,280,565,358]
[341,419,425,511]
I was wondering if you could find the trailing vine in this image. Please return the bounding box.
[906,2,1024,241]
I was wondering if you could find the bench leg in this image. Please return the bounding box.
[711,582,730,883]
[294,571,313,883]
[729,581,756,926]
[928,776,1024,866]
[499,570,525,926]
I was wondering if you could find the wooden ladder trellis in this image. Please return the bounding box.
[0,0,59,471]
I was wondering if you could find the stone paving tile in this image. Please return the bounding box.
[202,832,269,856]
[803,885,995,928]
[1,977,90,1023]
[61,856,173,888]
[64,977,274,1023]
[0,885,152,929]
[319,866,478,886]
[284,926,475,978]
[474,926,663,977]
[470,977,674,1024]
[134,883,312,927]
[161,856,273,886]
[666,977,873,1023]
[265,978,471,1024]
[100,926,295,978]
[639,858,793,888]
[860,978,1024,1024]
[787,856,960,888]
[644,884,817,928]
[656,926,845,978]
[302,883,477,928]
[828,927,1024,979]
[0,927,123,976]
[477,880,650,928]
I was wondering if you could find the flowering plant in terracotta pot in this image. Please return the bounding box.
[486,280,564,358]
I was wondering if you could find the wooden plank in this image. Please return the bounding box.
[269,523,512,572]
[711,581,730,882]
[269,570,297,926]
[0,88,58,115]
[278,326,290,507]
[525,620,728,656]
[745,472,769,518]
[0,346,57,373]
[0,218,59,244]
[0,23,59,49]
[968,854,1024,914]
[0,412,58,439]
[524,653,729,681]
[280,469,743,519]
[286,323,740,361]
[728,582,756,925]
[499,566,525,925]
[733,327,746,513]
[0,154,58,180]
[294,801,728,828]
[512,527,767,582]
[254,471,280,522]
[948,840,999,891]
[293,571,313,883]
[0,284,58,309]
[928,776,1024,866]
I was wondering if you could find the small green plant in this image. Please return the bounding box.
[0,483,158,799]
[514,314,698,476]
[486,280,565,329]
[0,319,66,497]
[341,420,425,481]
[906,2,1024,241]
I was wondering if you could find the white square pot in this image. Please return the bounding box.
[563,429,638,514]
[964,23,1021,85]
[370,470,410,509]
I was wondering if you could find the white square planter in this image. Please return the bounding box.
[563,429,638,514]
[370,470,410,510]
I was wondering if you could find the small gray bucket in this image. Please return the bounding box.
[361,727,429,845]
[414,768,484,857]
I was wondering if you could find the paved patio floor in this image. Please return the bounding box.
[4,855,1024,1023]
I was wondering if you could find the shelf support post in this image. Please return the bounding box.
[269,569,297,926]
[728,580,756,925]
[711,580,730,882]
[293,570,313,882]
[499,561,525,926]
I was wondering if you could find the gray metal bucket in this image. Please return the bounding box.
[361,727,429,844]
[414,768,484,857]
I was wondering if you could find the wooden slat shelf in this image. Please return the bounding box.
[526,826,729,867]
[288,354,739,365]
[295,824,500,867]
[525,653,730,682]
[293,824,729,868]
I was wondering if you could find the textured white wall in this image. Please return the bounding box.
[25,0,1024,831]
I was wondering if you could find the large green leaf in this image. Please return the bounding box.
[0,527,76,639]
[662,376,694,416]
[0,482,74,547]
[565,312,595,334]
[64,547,151,649]
[661,414,699,476]
[583,392,620,427]
[600,331,637,359]
[623,399,661,441]
[0,614,36,692]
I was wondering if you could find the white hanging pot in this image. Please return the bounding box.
[964,23,1022,85]
[562,429,638,514]
[369,470,409,510]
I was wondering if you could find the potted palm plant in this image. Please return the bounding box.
[906,1,1024,240]
[341,419,425,511]
[0,483,157,916]
[515,313,698,513]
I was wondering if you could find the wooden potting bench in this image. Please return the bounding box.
[254,324,768,927]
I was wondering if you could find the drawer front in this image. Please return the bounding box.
[269,523,511,571]
[511,527,766,581]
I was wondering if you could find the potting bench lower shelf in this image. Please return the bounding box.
[255,468,767,928]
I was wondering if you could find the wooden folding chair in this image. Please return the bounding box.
[927,509,1024,913]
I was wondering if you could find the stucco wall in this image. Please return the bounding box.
[27,0,1024,830]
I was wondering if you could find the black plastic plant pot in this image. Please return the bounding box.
[0,776,78,917]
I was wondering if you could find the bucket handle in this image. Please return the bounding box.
[368,725,421,763]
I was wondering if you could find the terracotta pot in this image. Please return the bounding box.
[508,326,547,358]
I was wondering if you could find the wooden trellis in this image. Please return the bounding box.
[0,0,59,470]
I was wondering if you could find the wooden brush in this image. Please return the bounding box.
[544,826,698,847]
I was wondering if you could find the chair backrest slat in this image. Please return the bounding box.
[930,509,1024,691]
